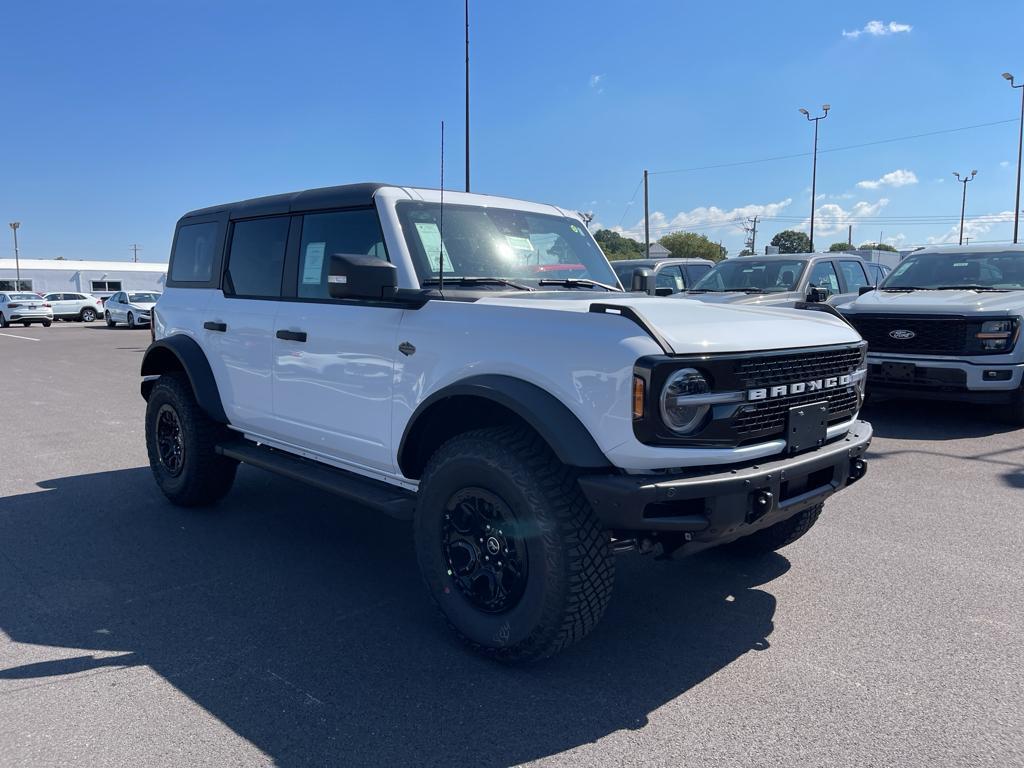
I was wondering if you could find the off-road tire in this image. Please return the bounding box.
[730,502,825,555]
[145,373,237,507]
[80,307,96,322]
[414,426,614,663]
[105,312,115,328]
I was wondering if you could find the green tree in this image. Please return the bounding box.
[858,242,897,252]
[770,230,811,254]
[593,229,644,261]
[658,231,727,261]
[828,242,855,252]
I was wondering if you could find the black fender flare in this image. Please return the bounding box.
[398,374,610,478]
[140,335,229,424]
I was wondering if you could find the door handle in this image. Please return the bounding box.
[276,329,307,343]
[203,321,227,332]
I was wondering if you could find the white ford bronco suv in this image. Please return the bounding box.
[841,244,1024,423]
[140,183,872,661]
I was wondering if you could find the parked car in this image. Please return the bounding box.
[0,292,53,327]
[43,292,105,322]
[840,244,1024,422]
[104,291,161,328]
[140,183,871,661]
[680,253,873,308]
[864,261,892,286]
[611,257,715,295]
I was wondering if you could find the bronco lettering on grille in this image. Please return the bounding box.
[748,374,852,401]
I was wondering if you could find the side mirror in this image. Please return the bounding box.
[631,268,654,294]
[328,254,398,300]
[807,286,830,303]
[859,285,875,296]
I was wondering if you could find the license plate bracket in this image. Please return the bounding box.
[787,401,828,454]
[881,361,916,381]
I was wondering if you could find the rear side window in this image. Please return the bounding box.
[838,260,870,292]
[808,261,840,295]
[225,217,289,298]
[654,266,684,293]
[170,222,219,283]
[684,264,712,284]
[297,209,388,299]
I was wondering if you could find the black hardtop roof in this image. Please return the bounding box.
[181,182,393,221]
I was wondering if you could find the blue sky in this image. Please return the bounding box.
[1,0,1022,262]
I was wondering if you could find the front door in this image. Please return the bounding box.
[271,208,402,475]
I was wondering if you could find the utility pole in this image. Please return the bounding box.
[742,215,759,255]
[465,0,470,192]
[130,244,142,262]
[953,170,977,245]
[1002,73,1023,243]
[643,169,650,257]
[848,224,853,246]
[8,222,21,288]
[799,104,830,252]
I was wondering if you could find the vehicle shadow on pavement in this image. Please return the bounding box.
[0,466,787,768]
[862,399,1019,440]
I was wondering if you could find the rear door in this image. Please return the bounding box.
[271,207,402,474]
[45,294,67,316]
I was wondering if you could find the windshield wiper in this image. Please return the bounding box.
[934,285,1009,292]
[881,287,925,292]
[422,276,533,291]
[537,278,622,291]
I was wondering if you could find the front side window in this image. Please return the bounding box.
[225,217,289,298]
[396,202,617,288]
[298,209,388,299]
[838,260,870,292]
[882,251,1024,290]
[808,261,840,294]
[692,259,806,292]
[655,266,684,293]
[170,222,218,283]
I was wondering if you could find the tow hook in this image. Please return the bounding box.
[747,490,774,524]
[848,458,867,483]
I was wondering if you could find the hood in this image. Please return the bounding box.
[128,302,157,311]
[476,292,861,354]
[843,289,1024,316]
[678,290,799,307]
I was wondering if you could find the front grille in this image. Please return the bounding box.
[731,347,863,443]
[847,315,967,355]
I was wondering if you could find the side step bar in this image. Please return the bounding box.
[216,440,416,520]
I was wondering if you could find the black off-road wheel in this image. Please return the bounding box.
[145,373,237,507]
[730,502,825,555]
[414,426,614,663]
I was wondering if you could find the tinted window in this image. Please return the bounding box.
[683,264,712,284]
[655,266,684,293]
[298,209,388,299]
[225,217,289,298]
[838,260,870,292]
[808,261,840,295]
[170,222,219,283]
[0,280,33,291]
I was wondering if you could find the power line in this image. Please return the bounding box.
[615,176,645,227]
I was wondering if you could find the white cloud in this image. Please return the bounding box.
[617,198,793,240]
[842,20,912,39]
[589,74,604,94]
[926,211,1016,244]
[856,169,918,189]
[1001,160,1010,167]
[797,199,891,237]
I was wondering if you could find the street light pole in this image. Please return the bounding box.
[799,104,830,252]
[465,0,470,193]
[8,222,20,288]
[953,170,977,246]
[1002,73,1023,243]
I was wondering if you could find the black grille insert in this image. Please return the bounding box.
[847,315,967,355]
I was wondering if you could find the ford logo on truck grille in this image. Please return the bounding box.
[748,375,852,401]
[888,329,916,340]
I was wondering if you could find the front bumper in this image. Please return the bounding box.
[866,354,1024,403]
[578,420,872,547]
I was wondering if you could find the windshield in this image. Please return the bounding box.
[881,251,1024,290]
[8,293,40,301]
[128,292,161,303]
[396,202,619,288]
[691,259,806,292]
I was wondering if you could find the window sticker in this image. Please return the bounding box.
[303,242,326,284]
[414,222,450,271]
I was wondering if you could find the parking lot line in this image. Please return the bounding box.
[0,332,40,341]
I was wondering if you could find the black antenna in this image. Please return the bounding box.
[439,120,445,295]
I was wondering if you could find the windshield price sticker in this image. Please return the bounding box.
[415,222,450,272]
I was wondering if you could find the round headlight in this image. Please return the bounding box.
[660,368,710,434]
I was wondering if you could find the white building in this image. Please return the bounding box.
[0,259,168,297]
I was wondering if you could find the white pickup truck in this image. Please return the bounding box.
[841,244,1024,423]
[139,183,872,661]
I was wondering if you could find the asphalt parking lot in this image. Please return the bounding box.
[1,323,1022,768]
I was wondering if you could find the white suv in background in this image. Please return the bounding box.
[139,183,872,661]
[104,291,161,328]
[43,292,105,322]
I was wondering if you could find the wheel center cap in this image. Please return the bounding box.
[485,536,501,556]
